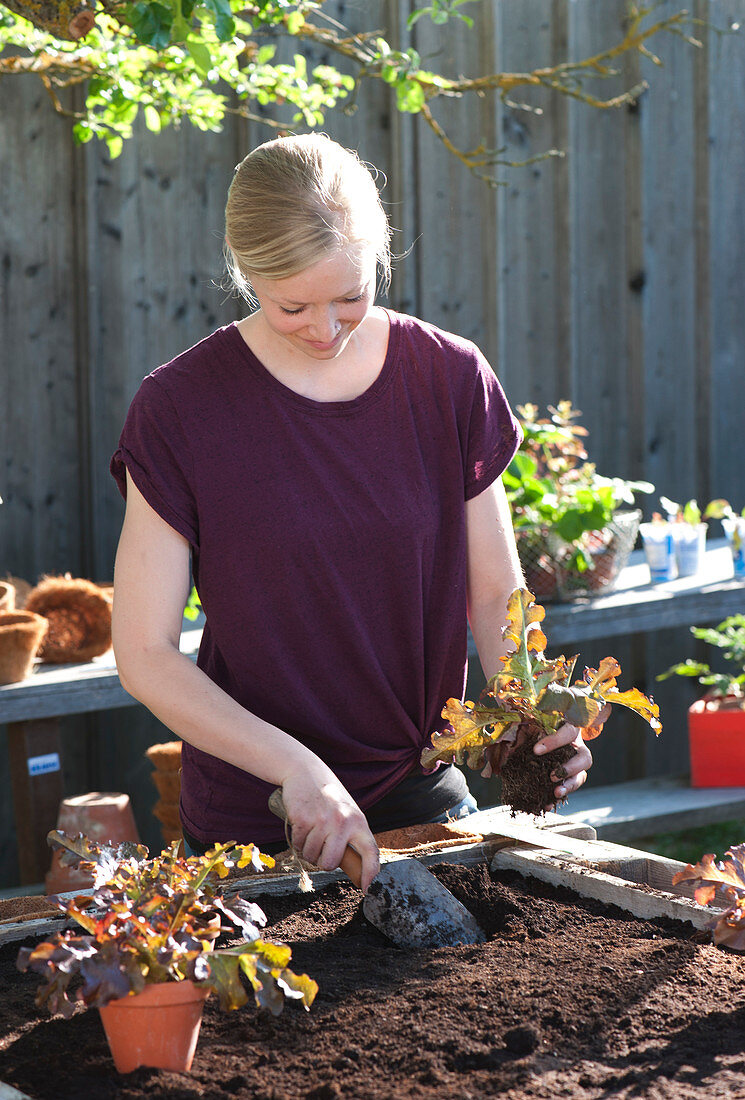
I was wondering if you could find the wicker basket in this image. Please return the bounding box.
[516,509,642,603]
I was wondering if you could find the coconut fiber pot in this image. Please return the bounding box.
[0,610,48,684]
[0,581,15,612]
[25,575,111,663]
[688,698,745,787]
[98,980,210,1073]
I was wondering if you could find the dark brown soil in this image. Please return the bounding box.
[2,863,745,1099]
[500,721,577,814]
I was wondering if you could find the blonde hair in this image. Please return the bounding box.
[224,134,391,301]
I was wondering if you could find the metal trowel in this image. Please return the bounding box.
[268,789,485,949]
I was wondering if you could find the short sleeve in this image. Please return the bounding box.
[463,352,523,501]
[110,374,199,548]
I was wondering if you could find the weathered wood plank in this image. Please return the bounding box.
[493,0,571,403]
[638,0,700,506]
[707,0,745,507]
[412,0,497,350]
[0,626,201,722]
[84,118,244,582]
[491,845,722,929]
[566,0,636,478]
[7,718,64,884]
[468,540,743,651]
[0,78,84,582]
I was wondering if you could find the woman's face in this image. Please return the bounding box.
[249,243,377,361]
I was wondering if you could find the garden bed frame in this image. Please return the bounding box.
[0,807,722,950]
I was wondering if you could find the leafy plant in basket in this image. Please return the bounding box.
[657,615,745,788]
[17,832,317,1073]
[503,402,653,600]
[421,588,661,814]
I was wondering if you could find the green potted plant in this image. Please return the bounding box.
[421,588,661,813]
[503,402,653,601]
[17,832,317,1074]
[657,615,745,788]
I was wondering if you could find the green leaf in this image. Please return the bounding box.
[187,38,213,75]
[286,10,304,34]
[198,0,235,40]
[396,78,426,113]
[144,104,162,131]
[129,1,174,49]
[105,134,124,159]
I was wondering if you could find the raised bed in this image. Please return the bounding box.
[1,809,743,1099]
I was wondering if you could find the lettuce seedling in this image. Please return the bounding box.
[421,588,661,774]
[17,832,317,1019]
[673,845,745,950]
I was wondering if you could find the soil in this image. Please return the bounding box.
[2,862,745,1100]
[500,721,577,814]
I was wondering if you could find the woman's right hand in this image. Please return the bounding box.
[279,767,380,893]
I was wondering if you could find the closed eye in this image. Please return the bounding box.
[278,294,365,316]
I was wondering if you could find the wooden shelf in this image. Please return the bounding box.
[469,538,743,653]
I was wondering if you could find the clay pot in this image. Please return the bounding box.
[45,792,141,895]
[98,980,210,1073]
[0,610,48,684]
[0,581,15,612]
[25,575,112,663]
[688,698,745,787]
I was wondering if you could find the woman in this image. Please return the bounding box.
[111,134,591,892]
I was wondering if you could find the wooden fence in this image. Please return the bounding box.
[1,0,744,884]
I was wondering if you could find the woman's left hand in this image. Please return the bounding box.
[534,722,593,805]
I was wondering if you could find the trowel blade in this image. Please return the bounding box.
[362,858,486,948]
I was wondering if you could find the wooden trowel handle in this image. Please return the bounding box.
[267,788,364,889]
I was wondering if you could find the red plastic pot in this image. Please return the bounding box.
[688,698,745,788]
[98,980,210,1073]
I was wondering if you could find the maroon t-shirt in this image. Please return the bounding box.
[111,310,521,846]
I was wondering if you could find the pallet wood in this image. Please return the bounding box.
[7,719,64,885]
[494,0,571,403]
[490,845,721,931]
[0,812,724,946]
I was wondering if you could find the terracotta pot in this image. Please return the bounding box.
[688,698,745,787]
[0,610,48,684]
[0,581,15,612]
[98,980,210,1073]
[45,792,141,895]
